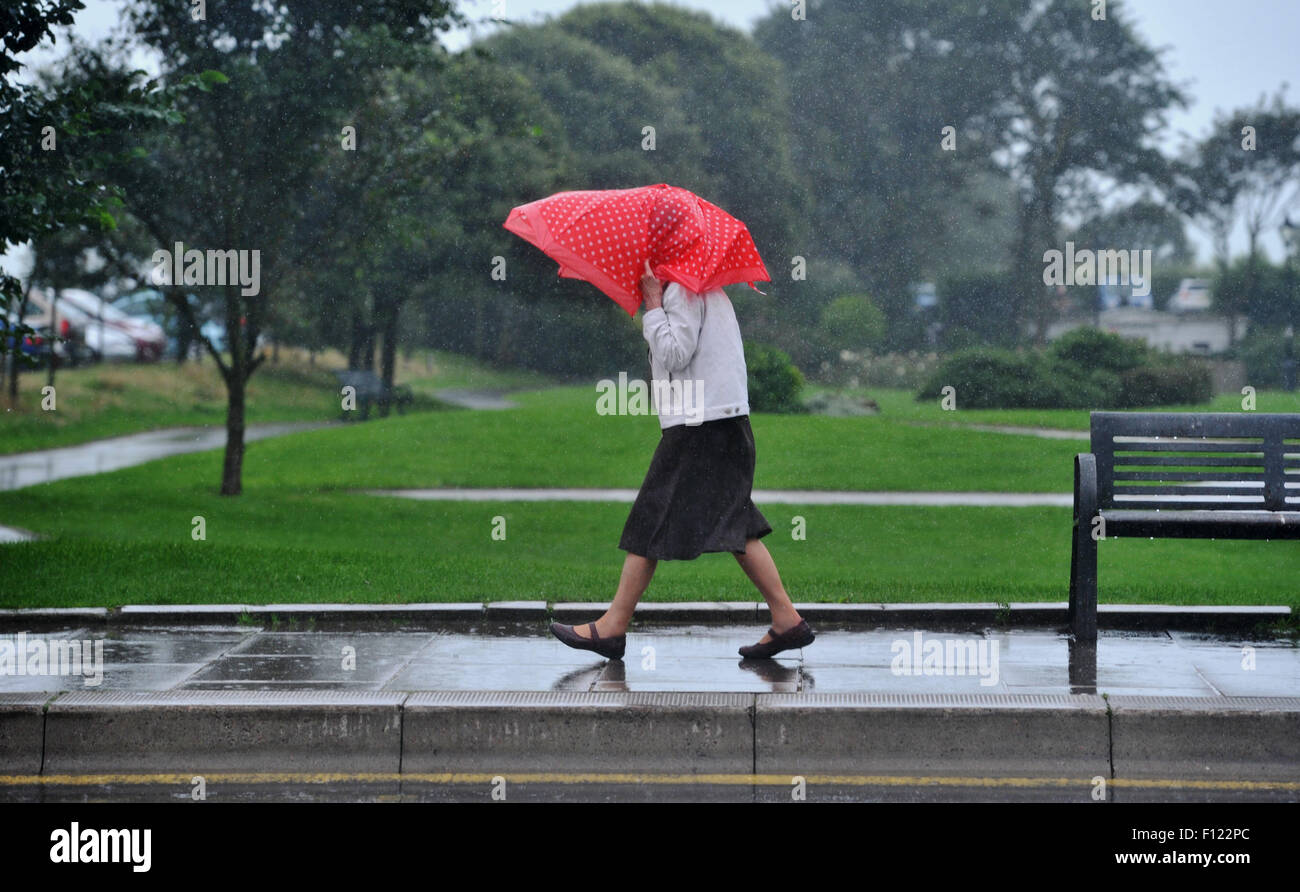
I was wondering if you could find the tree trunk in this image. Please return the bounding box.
[177,310,194,363]
[7,289,31,404]
[348,309,366,370]
[379,301,399,418]
[44,290,57,390]
[220,285,246,496]
[362,325,376,373]
[220,370,247,495]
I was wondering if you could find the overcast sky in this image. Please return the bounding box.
[9,0,1300,267]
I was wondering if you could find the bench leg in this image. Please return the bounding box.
[1068,519,1098,641]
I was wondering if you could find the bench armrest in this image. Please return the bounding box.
[1073,453,1098,524]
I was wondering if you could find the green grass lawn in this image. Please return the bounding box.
[819,386,1300,431]
[2,386,1297,609]
[2,487,1292,607]
[47,384,1075,493]
[0,359,337,454]
[0,348,550,455]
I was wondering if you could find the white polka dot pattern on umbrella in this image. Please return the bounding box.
[505,183,770,315]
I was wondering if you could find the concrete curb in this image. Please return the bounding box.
[0,608,110,632]
[759,696,1112,800]
[0,602,1290,633]
[1109,695,1300,782]
[403,691,753,775]
[554,601,761,623]
[40,690,405,774]
[483,601,547,621]
[3,692,1296,795]
[755,692,1111,781]
[0,693,49,775]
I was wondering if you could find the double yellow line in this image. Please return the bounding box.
[2,772,1297,791]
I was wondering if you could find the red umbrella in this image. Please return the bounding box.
[502,183,770,315]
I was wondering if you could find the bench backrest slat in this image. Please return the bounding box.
[1090,412,1300,511]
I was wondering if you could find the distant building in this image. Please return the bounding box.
[1047,308,1247,355]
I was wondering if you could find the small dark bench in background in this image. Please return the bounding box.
[1070,412,1300,640]
[333,369,414,421]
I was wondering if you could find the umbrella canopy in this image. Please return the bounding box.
[502,183,769,315]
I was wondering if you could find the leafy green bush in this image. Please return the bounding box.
[745,341,806,413]
[918,337,1212,410]
[916,349,1066,409]
[819,294,886,353]
[1118,361,1213,407]
[1232,331,1296,389]
[1049,327,1147,373]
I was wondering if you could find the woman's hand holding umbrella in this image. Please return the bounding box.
[639,260,663,311]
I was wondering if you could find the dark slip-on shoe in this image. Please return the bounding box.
[550,621,626,661]
[739,619,815,659]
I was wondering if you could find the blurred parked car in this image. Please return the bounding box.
[48,288,166,361]
[1169,278,1212,313]
[20,289,134,361]
[1,316,59,366]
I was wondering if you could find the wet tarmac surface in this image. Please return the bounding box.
[1,623,1295,696]
[0,421,331,491]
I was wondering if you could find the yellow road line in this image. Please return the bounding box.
[1,772,1296,791]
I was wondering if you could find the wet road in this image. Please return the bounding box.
[11,772,1296,803]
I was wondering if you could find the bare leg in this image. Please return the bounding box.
[574,552,657,638]
[734,538,803,644]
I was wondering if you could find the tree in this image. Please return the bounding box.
[553,2,811,264]
[755,0,1020,339]
[1,1,200,376]
[1174,92,1300,340]
[986,0,1187,344]
[102,0,464,494]
[1072,200,1193,267]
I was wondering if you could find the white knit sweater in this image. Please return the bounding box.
[640,282,750,428]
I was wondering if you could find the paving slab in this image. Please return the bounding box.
[1,624,1296,698]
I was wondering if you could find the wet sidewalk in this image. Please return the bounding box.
[2,621,1296,697]
[4,615,1297,801]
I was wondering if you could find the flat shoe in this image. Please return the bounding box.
[551,621,626,660]
[739,619,814,659]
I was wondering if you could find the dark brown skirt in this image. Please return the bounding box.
[619,414,773,561]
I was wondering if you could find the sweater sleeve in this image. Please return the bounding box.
[642,282,705,373]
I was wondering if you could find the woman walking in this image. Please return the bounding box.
[551,261,815,661]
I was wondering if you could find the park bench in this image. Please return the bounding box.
[332,369,414,421]
[1070,411,1300,640]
